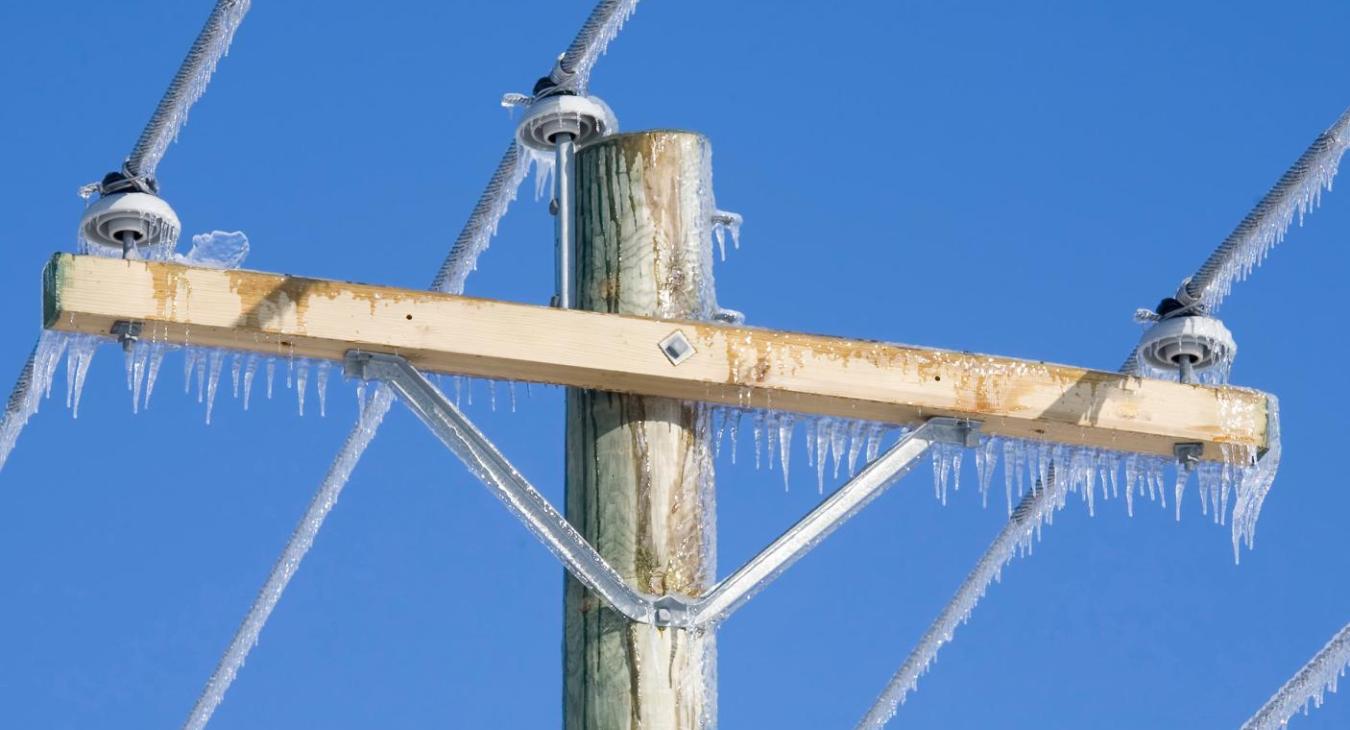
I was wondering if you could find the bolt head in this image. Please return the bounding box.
[659,331,696,366]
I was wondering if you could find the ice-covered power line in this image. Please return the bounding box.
[181,387,392,730]
[549,0,639,94]
[180,2,639,725]
[1124,106,1350,380]
[856,473,1068,730]
[125,0,252,179]
[1184,106,1350,312]
[0,334,72,472]
[178,144,538,730]
[431,143,534,294]
[1241,622,1350,730]
[858,362,1282,726]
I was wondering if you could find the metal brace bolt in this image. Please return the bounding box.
[110,320,143,353]
[1174,442,1204,468]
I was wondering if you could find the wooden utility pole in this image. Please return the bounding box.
[564,131,718,729]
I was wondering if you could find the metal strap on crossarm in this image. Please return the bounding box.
[345,351,974,629]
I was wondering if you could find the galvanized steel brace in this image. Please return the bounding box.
[345,350,980,629]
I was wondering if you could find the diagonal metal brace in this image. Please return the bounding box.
[345,351,976,629]
[344,351,664,625]
[686,416,974,627]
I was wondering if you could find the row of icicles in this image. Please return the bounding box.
[18,330,1272,550]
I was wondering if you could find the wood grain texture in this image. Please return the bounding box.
[564,131,716,730]
[42,251,1269,461]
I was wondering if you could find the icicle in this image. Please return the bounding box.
[183,348,199,395]
[266,359,275,399]
[976,437,999,509]
[195,352,206,403]
[951,448,963,498]
[144,345,166,409]
[242,356,258,411]
[205,350,224,424]
[728,409,741,465]
[865,422,884,462]
[1174,465,1189,521]
[752,410,764,470]
[1081,449,1097,517]
[65,336,99,419]
[230,354,242,399]
[124,343,149,414]
[846,419,865,476]
[1003,440,1017,514]
[714,409,727,458]
[295,359,310,416]
[815,419,830,495]
[765,411,779,472]
[316,361,330,416]
[931,444,956,506]
[803,418,816,468]
[830,419,847,479]
[778,413,794,491]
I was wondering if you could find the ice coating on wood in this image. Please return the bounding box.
[1241,621,1350,730]
[181,385,393,730]
[566,130,719,728]
[1231,396,1282,562]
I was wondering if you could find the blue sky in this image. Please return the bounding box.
[2,1,1349,727]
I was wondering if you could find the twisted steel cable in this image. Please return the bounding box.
[551,0,639,92]
[1183,107,1350,310]
[860,318,1275,725]
[1241,622,1350,730]
[125,0,252,179]
[1117,107,1350,375]
[431,142,529,293]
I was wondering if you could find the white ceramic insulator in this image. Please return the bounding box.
[516,95,617,151]
[79,192,181,252]
[1137,314,1237,372]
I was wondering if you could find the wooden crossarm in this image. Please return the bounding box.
[41,253,1271,460]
